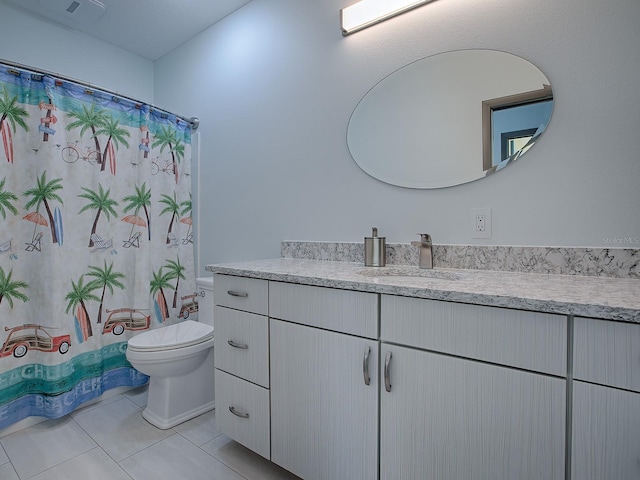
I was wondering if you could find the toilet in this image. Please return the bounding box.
[126,276,215,429]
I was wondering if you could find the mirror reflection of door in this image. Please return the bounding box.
[482,86,553,170]
[501,127,538,159]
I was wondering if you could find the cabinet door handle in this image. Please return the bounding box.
[384,351,392,392]
[363,346,371,386]
[229,406,250,418]
[227,290,248,297]
[228,339,249,349]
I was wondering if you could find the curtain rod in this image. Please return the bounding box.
[0,58,199,131]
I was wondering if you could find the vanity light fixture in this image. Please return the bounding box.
[340,0,437,36]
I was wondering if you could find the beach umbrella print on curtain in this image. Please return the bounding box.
[121,214,146,248]
[179,216,192,244]
[23,211,47,251]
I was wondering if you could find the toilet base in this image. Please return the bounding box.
[142,399,215,430]
[142,348,215,429]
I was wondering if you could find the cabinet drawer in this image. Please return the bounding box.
[214,306,269,388]
[215,369,270,460]
[381,295,567,376]
[269,282,378,338]
[213,274,268,315]
[574,317,640,392]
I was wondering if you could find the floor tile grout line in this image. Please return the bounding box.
[199,440,256,480]
[69,392,138,421]
[3,461,19,480]
[69,392,131,420]
[173,426,224,449]
[1,391,296,480]
[8,423,286,480]
[120,393,149,411]
[4,416,98,480]
[69,393,181,467]
[0,442,9,462]
[118,420,253,480]
[115,431,179,465]
[67,412,108,457]
[164,417,255,478]
[20,418,109,480]
[69,415,144,480]
[70,390,230,471]
[201,449,253,480]
[22,446,136,480]
[80,446,137,480]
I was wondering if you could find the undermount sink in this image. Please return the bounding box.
[356,267,463,281]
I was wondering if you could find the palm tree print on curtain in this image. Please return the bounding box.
[0,63,195,430]
[86,261,126,325]
[78,183,119,248]
[0,86,30,164]
[122,183,152,241]
[23,171,63,245]
[0,177,18,221]
[152,124,184,184]
[95,116,130,174]
[0,266,28,307]
[66,104,107,166]
[165,256,186,309]
[150,266,172,322]
[159,192,180,245]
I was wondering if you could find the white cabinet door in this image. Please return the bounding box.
[572,381,640,480]
[380,344,566,480]
[270,319,378,480]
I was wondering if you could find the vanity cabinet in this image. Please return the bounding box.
[380,295,567,480]
[210,267,639,480]
[213,274,271,459]
[269,282,378,480]
[571,317,640,479]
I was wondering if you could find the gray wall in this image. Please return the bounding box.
[0,2,154,103]
[155,0,640,275]
[2,0,639,277]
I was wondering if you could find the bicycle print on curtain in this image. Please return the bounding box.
[0,63,196,430]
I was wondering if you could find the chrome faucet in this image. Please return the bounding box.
[411,233,433,269]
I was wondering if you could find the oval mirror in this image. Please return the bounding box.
[347,49,553,189]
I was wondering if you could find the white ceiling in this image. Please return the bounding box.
[4,0,253,61]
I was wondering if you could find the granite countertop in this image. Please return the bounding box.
[206,258,640,323]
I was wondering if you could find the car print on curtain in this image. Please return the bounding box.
[0,64,196,430]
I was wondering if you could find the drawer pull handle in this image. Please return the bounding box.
[384,351,392,392]
[229,406,250,418]
[228,339,249,349]
[363,346,371,386]
[227,290,248,298]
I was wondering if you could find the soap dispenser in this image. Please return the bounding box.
[364,227,386,267]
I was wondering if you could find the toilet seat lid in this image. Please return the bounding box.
[128,320,214,351]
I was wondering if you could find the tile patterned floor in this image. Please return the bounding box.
[0,387,300,480]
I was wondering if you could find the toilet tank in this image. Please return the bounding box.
[195,277,214,328]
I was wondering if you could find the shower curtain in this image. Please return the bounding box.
[0,63,196,430]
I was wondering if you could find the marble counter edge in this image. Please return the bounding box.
[206,259,640,323]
